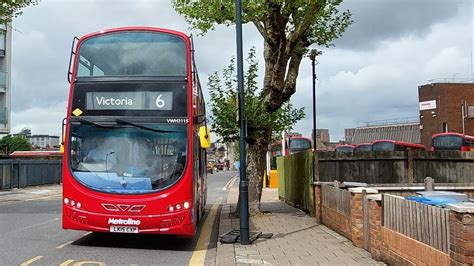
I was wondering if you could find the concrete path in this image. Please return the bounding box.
[216,187,384,265]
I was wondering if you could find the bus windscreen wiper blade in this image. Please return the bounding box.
[77,118,112,128]
[115,119,178,133]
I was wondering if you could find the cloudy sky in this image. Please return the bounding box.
[10,0,474,141]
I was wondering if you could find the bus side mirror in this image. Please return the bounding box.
[199,126,211,149]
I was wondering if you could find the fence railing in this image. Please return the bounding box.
[383,194,450,253]
[0,159,62,190]
[321,185,351,216]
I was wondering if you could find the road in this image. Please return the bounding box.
[0,170,238,266]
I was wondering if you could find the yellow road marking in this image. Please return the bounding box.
[20,256,43,266]
[60,260,75,266]
[73,261,105,266]
[188,197,222,266]
[56,240,74,249]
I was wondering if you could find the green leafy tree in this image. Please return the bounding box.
[174,0,351,212]
[173,0,352,111]
[0,0,38,24]
[0,135,32,154]
[209,48,304,212]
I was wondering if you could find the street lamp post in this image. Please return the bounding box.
[309,49,321,181]
[235,0,250,245]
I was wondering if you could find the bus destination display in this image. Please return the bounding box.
[86,91,173,110]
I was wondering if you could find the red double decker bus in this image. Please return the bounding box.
[354,143,372,152]
[372,139,425,151]
[335,144,354,153]
[62,27,210,237]
[431,132,474,151]
[268,136,311,171]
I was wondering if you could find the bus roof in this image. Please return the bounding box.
[355,143,372,147]
[372,139,425,149]
[270,136,311,146]
[10,151,63,157]
[432,132,474,140]
[77,26,190,44]
[335,144,354,148]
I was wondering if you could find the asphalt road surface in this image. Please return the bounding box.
[0,170,238,266]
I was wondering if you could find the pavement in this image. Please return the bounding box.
[216,187,384,265]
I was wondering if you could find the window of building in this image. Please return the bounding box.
[443,122,448,132]
[0,30,5,55]
[468,106,474,118]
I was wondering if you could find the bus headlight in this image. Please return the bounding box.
[64,198,69,204]
[183,202,190,209]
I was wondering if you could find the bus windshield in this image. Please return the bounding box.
[336,146,353,153]
[432,135,463,150]
[77,31,187,77]
[290,139,311,152]
[355,145,372,152]
[372,142,395,151]
[69,123,187,194]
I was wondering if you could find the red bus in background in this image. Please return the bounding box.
[335,144,354,153]
[10,151,63,158]
[269,136,311,170]
[62,27,210,237]
[372,139,425,151]
[431,132,474,151]
[354,143,372,152]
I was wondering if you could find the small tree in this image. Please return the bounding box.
[0,0,39,24]
[209,48,304,212]
[0,135,32,154]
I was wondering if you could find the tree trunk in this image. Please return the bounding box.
[234,126,271,216]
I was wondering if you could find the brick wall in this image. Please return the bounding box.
[419,83,474,148]
[450,212,474,265]
[381,227,450,265]
[321,206,352,240]
[368,199,382,260]
[350,193,364,248]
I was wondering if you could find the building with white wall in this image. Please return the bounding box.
[0,23,11,134]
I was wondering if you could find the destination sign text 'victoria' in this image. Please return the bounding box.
[86,91,173,110]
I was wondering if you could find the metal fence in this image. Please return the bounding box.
[0,160,62,190]
[383,194,450,253]
[321,185,351,216]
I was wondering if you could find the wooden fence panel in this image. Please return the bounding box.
[321,185,351,216]
[382,194,450,253]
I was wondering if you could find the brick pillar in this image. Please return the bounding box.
[313,184,322,224]
[349,188,378,249]
[449,204,474,266]
[350,192,364,248]
[368,195,382,261]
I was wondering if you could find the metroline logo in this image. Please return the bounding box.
[108,218,141,226]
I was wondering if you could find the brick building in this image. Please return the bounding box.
[418,82,474,148]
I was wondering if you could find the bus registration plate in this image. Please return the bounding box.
[110,226,139,234]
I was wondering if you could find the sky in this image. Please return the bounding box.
[9,0,474,141]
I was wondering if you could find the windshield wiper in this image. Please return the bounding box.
[115,119,179,133]
[77,118,113,128]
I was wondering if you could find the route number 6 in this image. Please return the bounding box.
[155,94,165,108]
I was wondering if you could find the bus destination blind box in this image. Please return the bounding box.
[86,91,173,110]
